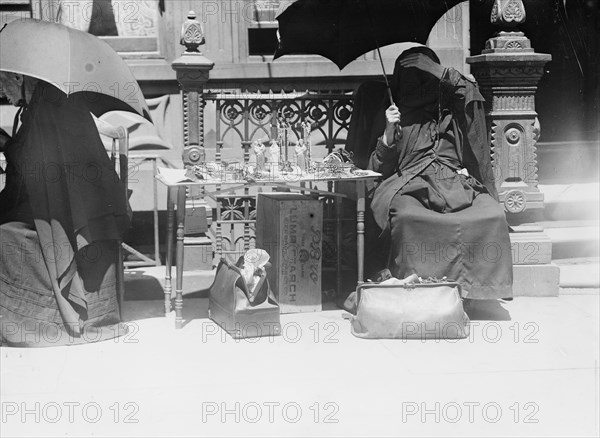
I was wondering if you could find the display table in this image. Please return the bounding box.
[156,164,381,329]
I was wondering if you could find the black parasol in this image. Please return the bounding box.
[275,0,463,102]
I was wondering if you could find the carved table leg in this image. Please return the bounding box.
[164,187,175,315]
[175,187,186,329]
[335,183,343,295]
[356,181,366,284]
[153,158,160,266]
[216,198,222,261]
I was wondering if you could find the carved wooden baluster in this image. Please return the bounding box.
[216,199,223,261]
[164,187,175,315]
[242,99,251,255]
[174,188,186,329]
[172,10,213,168]
[356,181,366,284]
[214,110,223,260]
[335,183,343,295]
[171,10,214,328]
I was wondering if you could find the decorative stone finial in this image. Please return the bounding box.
[490,0,526,28]
[483,0,531,53]
[180,10,205,53]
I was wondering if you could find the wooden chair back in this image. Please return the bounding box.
[95,117,129,319]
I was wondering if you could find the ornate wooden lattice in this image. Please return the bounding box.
[203,90,355,264]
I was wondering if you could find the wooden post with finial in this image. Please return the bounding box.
[172,10,214,168]
[168,11,216,328]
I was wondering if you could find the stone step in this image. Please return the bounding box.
[539,183,599,221]
[536,140,599,186]
[542,222,600,259]
[532,183,599,260]
[554,257,600,289]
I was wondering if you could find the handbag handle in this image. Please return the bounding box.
[215,258,251,298]
[356,277,462,304]
[215,257,277,306]
[248,272,278,306]
[225,258,275,306]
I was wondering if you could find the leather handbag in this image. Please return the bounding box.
[209,258,281,339]
[348,280,470,340]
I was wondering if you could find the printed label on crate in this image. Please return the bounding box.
[256,194,323,313]
[280,208,322,309]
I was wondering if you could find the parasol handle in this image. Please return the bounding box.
[386,88,394,107]
[375,45,395,106]
[376,46,401,138]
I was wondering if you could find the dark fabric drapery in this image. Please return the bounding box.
[1,80,130,344]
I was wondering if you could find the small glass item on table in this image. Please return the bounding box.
[277,116,293,173]
[268,139,280,170]
[323,148,356,174]
[252,139,267,172]
[300,120,313,168]
[295,140,307,173]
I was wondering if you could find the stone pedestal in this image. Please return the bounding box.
[512,264,560,297]
[467,41,551,215]
[510,229,559,296]
[467,1,558,296]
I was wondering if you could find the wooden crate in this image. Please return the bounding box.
[255,193,323,313]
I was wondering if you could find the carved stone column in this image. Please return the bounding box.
[171,11,215,271]
[467,0,558,296]
[468,0,551,218]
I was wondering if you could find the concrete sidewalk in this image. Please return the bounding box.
[121,254,599,301]
[1,290,598,437]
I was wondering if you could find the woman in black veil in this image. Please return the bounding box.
[367,46,513,300]
[0,72,130,346]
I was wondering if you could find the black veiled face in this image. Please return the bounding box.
[395,67,434,95]
[392,48,441,106]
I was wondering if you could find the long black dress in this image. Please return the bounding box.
[0,81,130,347]
[368,64,513,299]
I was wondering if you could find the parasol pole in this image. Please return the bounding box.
[375,45,395,106]
[364,1,402,140]
[376,44,401,140]
[371,29,401,138]
[364,1,395,106]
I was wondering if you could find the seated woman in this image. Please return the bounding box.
[367,47,513,300]
[0,72,130,347]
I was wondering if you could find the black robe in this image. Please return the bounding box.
[363,63,512,299]
[0,81,130,346]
